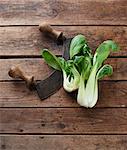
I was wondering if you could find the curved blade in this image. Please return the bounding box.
[36,71,62,100]
[36,38,71,100]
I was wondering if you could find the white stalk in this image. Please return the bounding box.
[89,77,98,108]
[77,74,88,107]
[63,67,80,92]
[85,63,98,108]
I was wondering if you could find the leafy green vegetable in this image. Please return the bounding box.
[42,34,120,108]
[42,49,80,92]
[58,57,80,92]
[78,40,119,108]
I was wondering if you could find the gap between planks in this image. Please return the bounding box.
[1,56,127,59]
[0,25,127,27]
[0,133,127,135]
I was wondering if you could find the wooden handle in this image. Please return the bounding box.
[39,22,65,44]
[8,66,35,89]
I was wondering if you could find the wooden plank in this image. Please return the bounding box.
[0,26,127,56]
[0,26,62,56]
[0,135,127,150]
[0,81,127,108]
[0,0,127,25]
[0,108,127,134]
[0,81,127,107]
[0,58,127,81]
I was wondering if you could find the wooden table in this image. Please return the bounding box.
[0,0,127,149]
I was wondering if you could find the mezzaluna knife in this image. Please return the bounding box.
[8,23,70,100]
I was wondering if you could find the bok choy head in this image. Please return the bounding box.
[83,40,119,108]
[58,58,80,92]
[42,49,80,92]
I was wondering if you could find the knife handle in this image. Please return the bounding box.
[39,22,65,44]
[8,66,35,89]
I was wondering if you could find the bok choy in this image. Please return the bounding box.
[77,40,119,108]
[42,34,119,108]
[42,50,80,92]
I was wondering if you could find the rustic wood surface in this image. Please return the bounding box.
[0,0,127,25]
[0,26,127,57]
[0,108,127,134]
[0,81,127,108]
[0,0,127,150]
[1,135,127,150]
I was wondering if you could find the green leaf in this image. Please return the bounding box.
[73,56,84,65]
[97,64,113,80]
[82,56,92,80]
[94,40,119,68]
[42,49,61,71]
[75,55,92,79]
[70,34,87,58]
[57,57,66,69]
[103,40,120,52]
[58,58,73,76]
[82,44,91,54]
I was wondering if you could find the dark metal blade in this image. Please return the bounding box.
[35,71,62,100]
[35,38,71,100]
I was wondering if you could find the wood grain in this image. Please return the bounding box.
[0,81,127,108]
[0,26,127,56]
[0,108,127,134]
[0,26,62,56]
[0,0,127,148]
[0,58,126,81]
[0,0,127,25]
[0,135,127,150]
